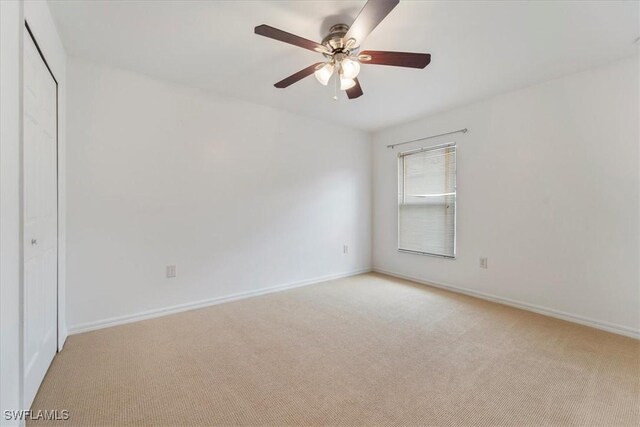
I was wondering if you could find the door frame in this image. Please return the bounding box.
[23,19,59,356]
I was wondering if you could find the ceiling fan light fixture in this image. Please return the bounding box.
[340,58,361,79]
[340,76,356,91]
[314,62,334,86]
[255,0,431,99]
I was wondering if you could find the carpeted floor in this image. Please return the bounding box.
[30,273,639,426]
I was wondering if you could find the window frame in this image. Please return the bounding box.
[397,142,457,259]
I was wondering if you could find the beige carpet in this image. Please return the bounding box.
[31,273,639,426]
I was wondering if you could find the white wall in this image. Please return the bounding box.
[1,1,25,422]
[66,58,372,331]
[373,57,640,337]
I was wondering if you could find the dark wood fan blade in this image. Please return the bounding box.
[274,63,323,88]
[344,0,399,46]
[360,51,431,69]
[346,78,363,99]
[255,24,324,52]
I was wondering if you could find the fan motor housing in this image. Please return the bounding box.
[321,24,358,57]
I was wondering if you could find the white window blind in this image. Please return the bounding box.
[398,143,456,258]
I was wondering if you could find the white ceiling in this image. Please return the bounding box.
[48,0,639,132]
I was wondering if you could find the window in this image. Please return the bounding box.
[398,143,456,258]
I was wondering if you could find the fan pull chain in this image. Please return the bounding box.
[333,71,339,101]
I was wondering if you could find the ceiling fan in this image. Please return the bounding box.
[254,0,431,100]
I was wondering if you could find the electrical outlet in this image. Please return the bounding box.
[479,257,488,269]
[343,244,349,254]
[166,265,176,278]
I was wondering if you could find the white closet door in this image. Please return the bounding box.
[23,26,58,409]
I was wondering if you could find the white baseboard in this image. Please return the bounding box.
[58,326,68,351]
[69,267,372,335]
[373,268,639,340]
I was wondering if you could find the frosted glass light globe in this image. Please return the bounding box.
[340,76,356,90]
[314,63,334,86]
[340,58,361,80]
